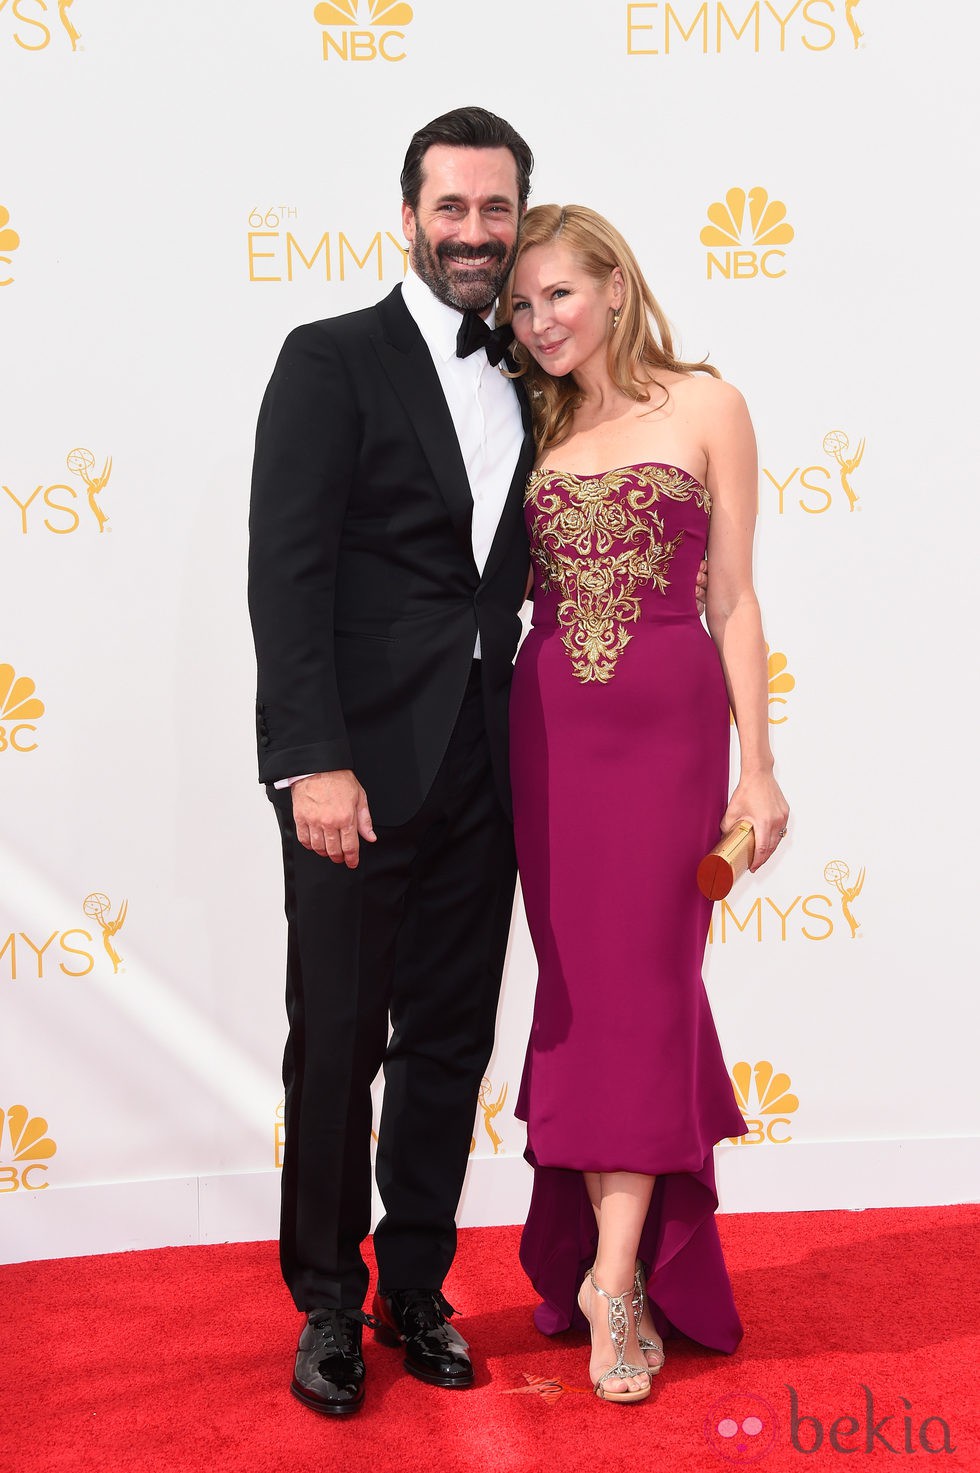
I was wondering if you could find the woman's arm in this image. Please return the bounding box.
[702,379,789,870]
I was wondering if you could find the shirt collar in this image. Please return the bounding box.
[401,266,497,364]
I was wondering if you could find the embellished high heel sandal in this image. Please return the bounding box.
[577,1269,651,1404]
[632,1262,666,1375]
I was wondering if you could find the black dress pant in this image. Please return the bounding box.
[269,667,517,1310]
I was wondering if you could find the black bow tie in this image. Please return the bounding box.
[455,310,514,367]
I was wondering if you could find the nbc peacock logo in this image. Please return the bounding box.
[314,0,413,61]
[728,1061,799,1146]
[0,204,20,286]
[766,647,795,724]
[0,1104,57,1192]
[0,664,44,753]
[731,646,795,727]
[701,187,794,281]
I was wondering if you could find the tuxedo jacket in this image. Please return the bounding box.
[248,285,535,826]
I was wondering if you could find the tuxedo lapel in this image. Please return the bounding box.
[480,375,534,587]
[372,286,476,560]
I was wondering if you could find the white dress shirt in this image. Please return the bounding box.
[276,269,525,788]
[400,266,524,582]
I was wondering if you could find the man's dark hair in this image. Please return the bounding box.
[400,106,534,212]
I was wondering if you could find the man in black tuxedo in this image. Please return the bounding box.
[248,107,535,1415]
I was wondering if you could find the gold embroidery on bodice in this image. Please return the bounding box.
[525,463,709,684]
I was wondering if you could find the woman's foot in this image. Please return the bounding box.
[632,1263,666,1374]
[577,1270,651,1403]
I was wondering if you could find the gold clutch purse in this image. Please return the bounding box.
[697,821,755,900]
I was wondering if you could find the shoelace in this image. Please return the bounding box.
[396,1290,457,1335]
[309,1306,381,1355]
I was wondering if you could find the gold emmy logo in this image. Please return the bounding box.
[0,663,44,753]
[274,1098,285,1168]
[314,0,412,61]
[57,0,79,48]
[823,859,864,938]
[822,430,864,511]
[626,3,858,55]
[82,892,127,973]
[708,857,867,943]
[0,924,95,979]
[0,1104,57,1192]
[67,447,113,532]
[845,0,863,48]
[762,429,867,516]
[728,1060,798,1145]
[2,445,115,535]
[0,204,20,286]
[470,1076,508,1155]
[1,0,80,51]
[247,207,408,285]
[701,187,794,280]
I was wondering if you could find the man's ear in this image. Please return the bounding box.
[401,199,416,246]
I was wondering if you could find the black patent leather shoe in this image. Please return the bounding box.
[372,1289,474,1388]
[291,1308,378,1416]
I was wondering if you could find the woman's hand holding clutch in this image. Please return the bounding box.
[720,770,789,873]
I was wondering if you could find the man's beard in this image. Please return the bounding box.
[411,221,517,313]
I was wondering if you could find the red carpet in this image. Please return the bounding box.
[2,1206,978,1472]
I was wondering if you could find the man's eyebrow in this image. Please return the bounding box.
[432,192,515,207]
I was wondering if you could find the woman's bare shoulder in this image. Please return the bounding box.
[672,372,747,415]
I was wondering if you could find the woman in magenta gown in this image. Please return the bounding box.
[501,206,789,1403]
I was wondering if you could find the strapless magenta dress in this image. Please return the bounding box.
[510,462,746,1353]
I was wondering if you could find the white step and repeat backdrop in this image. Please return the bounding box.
[2,2,978,1262]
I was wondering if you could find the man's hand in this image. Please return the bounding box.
[695,557,708,617]
[292,770,376,868]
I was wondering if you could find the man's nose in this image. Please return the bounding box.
[457,208,487,245]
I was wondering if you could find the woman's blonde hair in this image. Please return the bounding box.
[498,204,719,451]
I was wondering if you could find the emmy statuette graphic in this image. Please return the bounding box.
[823,430,865,511]
[67,447,113,532]
[83,892,128,973]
